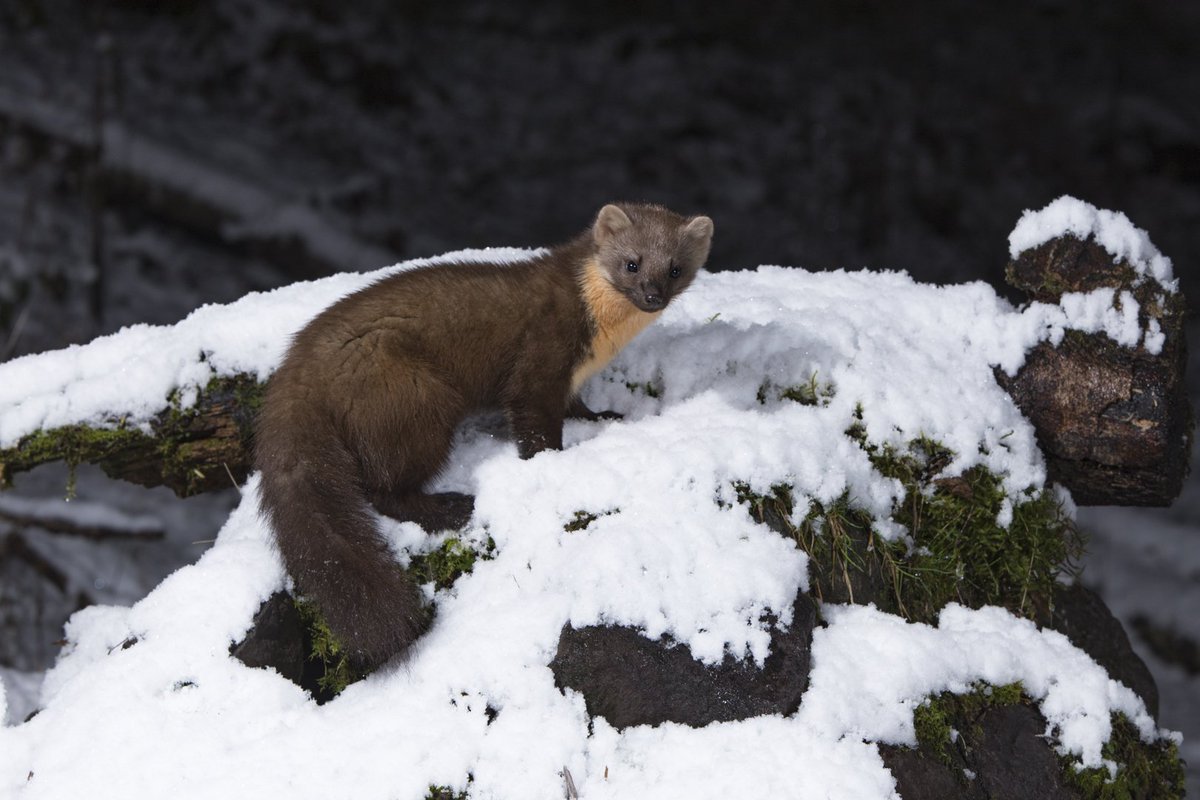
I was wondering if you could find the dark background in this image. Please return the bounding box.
[1,0,1198,789]
[1,0,1198,352]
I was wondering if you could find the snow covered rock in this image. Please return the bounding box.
[1000,199,1190,505]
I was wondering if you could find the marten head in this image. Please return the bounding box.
[591,203,714,313]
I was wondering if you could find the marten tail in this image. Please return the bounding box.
[255,411,428,669]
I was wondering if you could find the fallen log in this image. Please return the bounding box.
[0,238,1190,506]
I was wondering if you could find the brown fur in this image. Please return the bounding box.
[254,203,714,668]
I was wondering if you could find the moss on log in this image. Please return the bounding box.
[0,375,261,497]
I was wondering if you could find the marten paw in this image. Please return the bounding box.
[566,398,624,422]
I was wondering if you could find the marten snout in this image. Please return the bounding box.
[641,283,665,309]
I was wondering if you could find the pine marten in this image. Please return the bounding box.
[255,203,714,669]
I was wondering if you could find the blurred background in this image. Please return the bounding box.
[0,0,1197,790]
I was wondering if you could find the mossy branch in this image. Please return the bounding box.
[0,374,262,497]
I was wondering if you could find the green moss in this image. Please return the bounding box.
[0,372,263,495]
[290,536,494,699]
[914,682,1026,767]
[910,683,1185,797]
[410,537,495,591]
[1064,714,1185,800]
[0,422,153,491]
[293,597,360,697]
[737,429,1082,623]
[229,376,265,414]
[564,509,617,532]
[912,696,955,766]
[624,380,662,399]
[861,434,1081,621]
[565,510,599,531]
[982,681,1024,707]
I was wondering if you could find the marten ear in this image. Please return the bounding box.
[594,204,633,242]
[679,215,714,264]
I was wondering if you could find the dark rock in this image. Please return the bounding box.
[886,698,1081,800]
[970,704,1080,800]
[879,743,984,800]
[1048,583,1159,716]
[550,591,816,729]
[230,591,308,686]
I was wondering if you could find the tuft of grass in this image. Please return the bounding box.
[756,372,834,407]
[425,785,469,800]
[1064,714,1185,800]
[877,446,1081,622]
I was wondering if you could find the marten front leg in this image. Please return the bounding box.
[503,359,569,459]
[507,397,565,459]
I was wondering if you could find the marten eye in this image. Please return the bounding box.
[669,262,682,279]
[625,260,639,273]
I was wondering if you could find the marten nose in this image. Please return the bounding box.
[643,292,664,308]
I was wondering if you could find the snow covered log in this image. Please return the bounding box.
[2,208,1190,507]
[0,374,259,497]
[999,200,1190,506]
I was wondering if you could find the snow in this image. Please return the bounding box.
[1008,195,1178,292]
[799,604,1158,767]
[0,199,1182,797]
